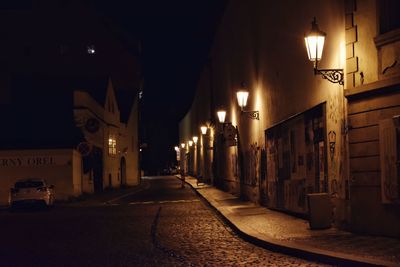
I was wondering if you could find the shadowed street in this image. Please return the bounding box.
[0,176,328,266]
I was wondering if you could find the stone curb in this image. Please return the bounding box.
[180,176,398,267]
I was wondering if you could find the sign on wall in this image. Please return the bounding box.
[0,155,70,168]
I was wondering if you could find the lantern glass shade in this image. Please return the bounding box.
[304,18,326,62]
[200,126,207,135]
[236,91,249,108]
[192,136,198,144]
[174,146,179,151]
[217,110,226,123]
[181,143,186,148]
[188,140,193,147]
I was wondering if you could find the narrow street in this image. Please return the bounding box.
[0,176,329,266]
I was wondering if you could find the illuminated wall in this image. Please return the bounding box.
[344,0,400,237]
[0,149,82,204]
[179,0,400,237]
[180,0,346,204]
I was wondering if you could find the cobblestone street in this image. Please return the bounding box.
[0,176,330,266]
[156,202,329,266]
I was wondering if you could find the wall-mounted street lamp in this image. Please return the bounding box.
[192,136,198,145]
[236,83,259,120]
[174,146,180,161]
[216,109,237,146]
[188,140,193,147]
[304,17,344,85]
[200,126,208,135]
[181,143,186,149]
[217,110,227,123]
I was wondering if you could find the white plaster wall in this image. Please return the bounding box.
[0,149,80,205]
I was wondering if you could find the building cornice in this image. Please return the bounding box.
[345,75,400,99]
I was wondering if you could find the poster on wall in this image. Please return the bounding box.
[265,103,326,212]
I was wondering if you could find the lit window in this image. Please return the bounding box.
[108,135,117,155]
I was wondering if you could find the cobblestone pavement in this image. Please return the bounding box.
[185,176,400,266]
[0,176,331,266]
[155,202,330,266]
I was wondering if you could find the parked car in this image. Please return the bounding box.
[9,178,55,209]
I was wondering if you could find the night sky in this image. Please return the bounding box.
[90,0,227,172]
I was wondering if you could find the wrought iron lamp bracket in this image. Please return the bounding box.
[241,110,260,120]
[314,68,344,85]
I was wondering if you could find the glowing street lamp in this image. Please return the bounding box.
[304,17,343,85]
[304,18,326,63]
[200,126,208,135]
[181,143,186,149]
[217,110,226,123]
[192,136,198,144]
[236,83,259,120]
[188,140,193,147]
[236,91,249,109]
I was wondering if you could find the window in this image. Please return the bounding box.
[379,0,400,34]
[108,135,117,155]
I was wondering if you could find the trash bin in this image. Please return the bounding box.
[307,193,332,229]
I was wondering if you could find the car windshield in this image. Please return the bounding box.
[15,180,44,188]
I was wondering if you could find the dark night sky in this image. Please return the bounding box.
[91,1,227,172]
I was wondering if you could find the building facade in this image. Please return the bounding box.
[179,0,400,237]
[74,79,140,193]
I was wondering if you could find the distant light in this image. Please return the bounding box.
[174,146,179,151]
[188,140,193,147]
[87,45,96,55]
[181,143,186,148]
[200,126,207,135]
[192,136,198,144]
[217,110,226,123]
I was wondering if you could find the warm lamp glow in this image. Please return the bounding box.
[236,91,249,109]
[305,17,326,62]
[217,110,226,123]
[174,146,179,151]
[181,143,186,148]
[188,140,193,147]
[192,136,198,144]
[200,126,207,135]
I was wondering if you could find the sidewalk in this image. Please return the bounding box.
[181,175,400,266]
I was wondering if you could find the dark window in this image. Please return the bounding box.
[379,0,400,34]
